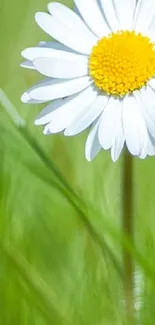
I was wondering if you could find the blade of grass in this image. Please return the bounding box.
[0,89,122,277]
[0,241,70,325]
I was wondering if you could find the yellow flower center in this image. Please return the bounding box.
[89,31,155,96]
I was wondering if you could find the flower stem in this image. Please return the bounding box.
[122,150,134,316]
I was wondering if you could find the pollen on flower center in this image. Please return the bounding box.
[89,31,155,96]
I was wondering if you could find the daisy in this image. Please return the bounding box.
[21,0,155,162]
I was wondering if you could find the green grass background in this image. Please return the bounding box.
[1,0,155,324]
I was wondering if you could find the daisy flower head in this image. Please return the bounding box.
[21,0,155,162]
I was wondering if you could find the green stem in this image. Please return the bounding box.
[122,150,134,315]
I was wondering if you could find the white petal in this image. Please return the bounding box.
[22,46,87,62]
[47,86,98,133]
[147,16,155,41]
[148,134,155,156]
[22,47,68,61]
[20,60,36,70]
[73,4,92,30]
[113,0,136,30]
[111,102,125,162]
[35,12,96,55]
[21,92,31,103]
[148,78,155,92]
[38,41,63,48]
[74,0,110,37]
[21,91,45,104]
[139,147,147,159]
[147,84,155,100]
[29,76,93,101]
[85,119,101,161]
[73,4,81,16]
[111,130,124,162]
[33,55,88,79]
[35,87,97,126]
[21,78,51,103]
[134,0,155,34]
[100,0,120,31]
[38,41,76,53]
[122,95,148,156]
[64,94,109,136]
[48,2,97,41]
[43,124,51,135]
[35,102,59,125]
[135,87,155,139]
[98,96,122,150]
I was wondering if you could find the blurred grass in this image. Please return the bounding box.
[1,0,155,324]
